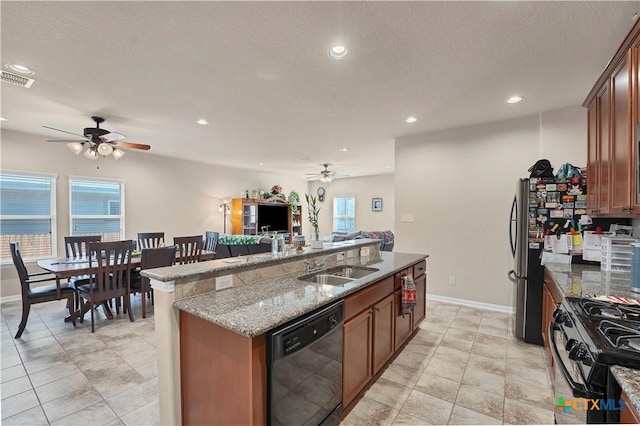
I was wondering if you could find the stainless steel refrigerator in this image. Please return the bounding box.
[508,178,544,345]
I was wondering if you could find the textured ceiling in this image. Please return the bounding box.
[1,1,638,179]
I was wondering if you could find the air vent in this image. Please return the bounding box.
[1,70,35,88]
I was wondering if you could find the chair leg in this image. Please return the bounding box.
[90,305,95,333]
[67,295,77,327]
[14,303,31,339]
[141,291,147,319]
[125,295,134,323]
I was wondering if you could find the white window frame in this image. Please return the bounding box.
[333,196,356,233]
[69,175,126,240]
[1,170,57,264]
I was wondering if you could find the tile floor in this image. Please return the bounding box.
[1,298,555,425]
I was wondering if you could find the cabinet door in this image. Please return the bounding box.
[343,308,373,407]
[633,46,640,211]
[597,83,612,215]
[394,289,413,349]
[372,294,394,374]
[413,274,426,329]
[587,100,601,212]
[621,391,640,424]
[611,54,633,214]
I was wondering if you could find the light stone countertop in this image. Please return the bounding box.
[141,238,381,282]
[544,262,633,299]
[611,365,640,414]
[174,251,427,337]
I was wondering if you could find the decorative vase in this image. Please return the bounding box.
[310,233,324,249]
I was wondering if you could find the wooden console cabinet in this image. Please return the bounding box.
[584,19,640,217]
[230,197,295,235]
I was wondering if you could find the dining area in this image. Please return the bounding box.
[9,231,218,338]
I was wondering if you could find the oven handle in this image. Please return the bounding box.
[549,322,589,398]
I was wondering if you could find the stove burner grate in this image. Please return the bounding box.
[598,319,640,350]
[578,298,640,322]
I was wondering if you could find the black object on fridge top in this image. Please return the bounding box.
[508,176,588,346]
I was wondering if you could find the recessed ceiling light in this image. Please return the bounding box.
[405,116,418,123]
[340,148,349,152]
[297,156,312,161]
[0,117,7,122]
[196,119,209,125]
[385,165,392,169]
[258,162,264,166]
[5,63,34,75]
[506,96,524,104]
[328,45,349,60]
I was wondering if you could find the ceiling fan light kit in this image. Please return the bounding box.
[306,163,350,182]
[45,116,149,163]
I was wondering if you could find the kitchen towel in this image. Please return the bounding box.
[592,295,640,305]
[402,275,417,317]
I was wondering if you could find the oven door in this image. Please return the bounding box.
[550,322,589,424]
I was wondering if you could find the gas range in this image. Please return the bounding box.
[552,297,640,423]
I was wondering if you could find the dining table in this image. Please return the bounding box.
[37,249,216,322]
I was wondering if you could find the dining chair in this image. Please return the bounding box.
[174,235,203,264]
[137,232,165,250]
[10,242,76,338]
[204,231,219,252]
[64,235,102,308]
[77,240,135,332]
[128,245,177,318]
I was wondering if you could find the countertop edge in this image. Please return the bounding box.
[611,365,640,414]
[175,252,427,338]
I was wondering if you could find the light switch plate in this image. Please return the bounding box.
[400,214,415,223]
[216,275,233,290]
[336,252,345,261]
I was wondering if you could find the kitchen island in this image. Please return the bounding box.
[142,239,427,425]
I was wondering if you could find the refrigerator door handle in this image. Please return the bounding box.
[509,196,517,257]
[508,269,519,284]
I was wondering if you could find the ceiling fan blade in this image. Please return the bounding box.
[114,141,151,151]
[43,125,86,138]
[332,173,350,178]
[46,139,87,143]
[99,132,126,142]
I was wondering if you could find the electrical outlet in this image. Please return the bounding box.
[400,214,415,223]
[347,250,354,259]
[448,276,456,286]
[216,275,233,290]
[336,252,345,261]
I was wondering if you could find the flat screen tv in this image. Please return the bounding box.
[257,204,289,233]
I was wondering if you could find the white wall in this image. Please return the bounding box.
[307,174,394,235]
[1,129,308,298]
[394,106,587,308]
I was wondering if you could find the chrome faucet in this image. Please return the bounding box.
[304,254,333,272]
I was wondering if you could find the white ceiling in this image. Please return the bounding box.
[1,1,638,179]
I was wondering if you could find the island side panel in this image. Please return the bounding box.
[180,311,266,426]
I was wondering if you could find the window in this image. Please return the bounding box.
[69,176,125,241]
[333,196,355,233]
[0,171,57,261]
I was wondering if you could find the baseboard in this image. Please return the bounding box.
[427,293,515,314]
[0,294,21,304]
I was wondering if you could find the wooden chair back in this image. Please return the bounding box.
[137,232,165,250]
[140,245,177,283]
[65,235,102,258]
[10,242,30,295]
[173,236,203,264]
[87,240,134,300]
[204,231,219,252]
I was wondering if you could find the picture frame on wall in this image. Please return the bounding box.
[372,198,383,212]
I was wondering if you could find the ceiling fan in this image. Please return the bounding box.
[44,116,150,160]
[305,163,350,183]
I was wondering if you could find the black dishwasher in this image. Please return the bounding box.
[267,300,344,426]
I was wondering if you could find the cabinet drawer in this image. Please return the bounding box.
[394,268,412,291]
[413,260,426,278]
[345,276,394,320]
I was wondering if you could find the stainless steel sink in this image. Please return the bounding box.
[299,274,355,285]
[323,266,379,279]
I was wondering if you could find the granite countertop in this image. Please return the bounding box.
[141,238,381,282]
[174,251,427,338]
[611,365,640,414]
[544,262,634,299]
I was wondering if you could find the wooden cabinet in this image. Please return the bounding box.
[291,203,302,235]
[621,390,640,424]
[343,307,373,406]
[393,261,427,349]
[584,19,640,217]
[541,269,562,373]
[230,198,293,236]
[372,294,395,373]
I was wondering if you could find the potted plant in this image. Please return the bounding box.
[305,193,323,248]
